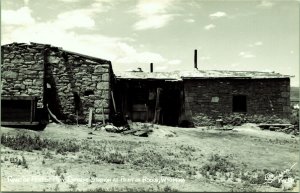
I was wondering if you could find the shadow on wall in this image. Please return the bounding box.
[45,68,65,121]
[62,52,85,123]
[45,51,84,123]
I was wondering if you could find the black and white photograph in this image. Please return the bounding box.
[1,0,299,192]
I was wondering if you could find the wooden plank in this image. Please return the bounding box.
[33,100,36,123]
[1,122,40,126]
[132,104,147,111]
[258,124,292,127]
[258,123,292,130]
[88,108,93,128]
[30,100,33,123]
[46,104,64,124]
[111,91,117,113]
[153,88,161,123]
[1,96,38,100]
[76,110,79,126]
[102,107,105,124]
[122,129,139,134]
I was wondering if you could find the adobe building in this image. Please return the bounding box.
[1,42,113,126]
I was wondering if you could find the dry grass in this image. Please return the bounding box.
[1,133,79,153]
[1,124,299,192]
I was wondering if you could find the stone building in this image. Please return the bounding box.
[1,42,112,126]
[114,69,291,126]
[1,43,292,127]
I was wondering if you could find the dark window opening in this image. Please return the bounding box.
[232,95,247,112]
[1,99,34,122]
[73,92,81,111]
[84,90,94,96]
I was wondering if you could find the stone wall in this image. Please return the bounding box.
[184,78,290,119]
[1,43,112,124]
[1,43,44,108]
[45,49,111,123]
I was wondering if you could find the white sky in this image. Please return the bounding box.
[1,0,299,86]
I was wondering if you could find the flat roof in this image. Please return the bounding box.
[115,69,292,80]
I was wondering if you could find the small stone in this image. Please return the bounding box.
[2,71,18,79]
[102,73,109,81]
[281,178,295,190]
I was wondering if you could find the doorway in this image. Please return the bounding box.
[160,87,181,126]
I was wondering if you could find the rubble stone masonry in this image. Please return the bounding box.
[45,49,111,123]
[1,43,112,123]
[1,43,44,108]
[184,78,290,119]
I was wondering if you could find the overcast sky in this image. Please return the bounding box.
[1,0,299,86]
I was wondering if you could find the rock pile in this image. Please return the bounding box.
[192,113,292,127]
[95,122,154,137]
[122,122,154,137]
[258,124,299,135]
[104,124,129,133]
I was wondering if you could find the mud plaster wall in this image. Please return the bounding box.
[1,44,44,108]
[46,50,111,123]
[184,78,290,119]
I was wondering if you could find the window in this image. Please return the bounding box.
[232,95,247,112]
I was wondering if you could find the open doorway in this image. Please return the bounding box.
[160,87,181,126]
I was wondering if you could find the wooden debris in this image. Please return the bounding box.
[102,107,105,125]
[46,104,64,125]
[88,108,93,128]
[258,123,298,135]
[258,123,293,127]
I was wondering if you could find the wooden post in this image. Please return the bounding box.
[145,104,148,122]
[153,88,161,123]
[111,91,117,113]
[194,49,198,69]
[76,110,79,126]
[30,99,33,123]
[102,106,105,125]
[88,108,93,128]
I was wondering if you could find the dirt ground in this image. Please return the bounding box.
[1,123,299,192]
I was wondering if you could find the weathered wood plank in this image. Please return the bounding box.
[1,122,40,126]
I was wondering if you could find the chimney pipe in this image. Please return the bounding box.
[150,63,153,72]
[194,49,198,69]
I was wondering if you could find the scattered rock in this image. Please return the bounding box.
[104,124,129,133]
[88,132,95,135]
[282,178,295,191]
